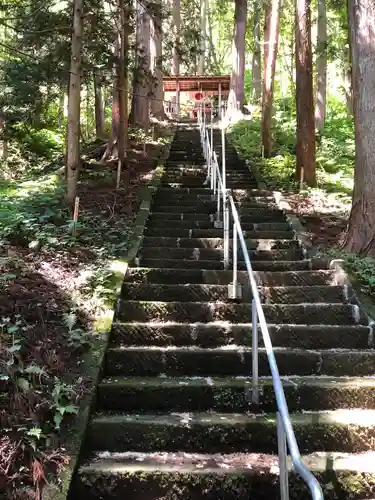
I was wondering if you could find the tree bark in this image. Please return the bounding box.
[261,0,280,157]
[93,68,105,138]
[315,0,327,132]
[66,0,84,205]
[251,2,262,103]
[295,0,316,186]
[228,0,247,112]
[150,0,167,119]
[172,0,180,76]
[207,0,219,72]
[198,0,207,75]
[130,0,151,129]
[117,0,127,169]
[344,0,375,254]
[58,90,65,130]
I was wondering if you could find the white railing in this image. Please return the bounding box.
[197,105,324,500]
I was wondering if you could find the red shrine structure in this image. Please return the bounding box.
[163,75,230,117]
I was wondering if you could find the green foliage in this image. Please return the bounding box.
[321,248,375,297]
[229,95,354,198]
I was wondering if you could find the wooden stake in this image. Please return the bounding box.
[72,196,80,236]
[143,139,147,156]
[300,167,304,191]
[116,158,122,189]
[152,124,155,141]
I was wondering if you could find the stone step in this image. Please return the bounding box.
[149,211,287,223]
[141,237,300,250]
[73,450,375,500]
[144,227,294,239]
[104,346,375,377]
[137,247,301,262]
[156,187,273,198]
[110,322,370,349]
[121,283,345,304]
[161,181,259,189]
[117,300,359,325]
[86,409,375,454]
[135,258,308,271]
[152,196,278,208]
[145,220,290,231]
[126,268,333,286]
[153,195,276,204]
[151,202,280,213]
[97,376,375,413]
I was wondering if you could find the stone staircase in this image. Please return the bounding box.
[70,124,375,499]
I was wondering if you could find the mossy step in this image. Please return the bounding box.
[118,300,360,325]
[73,451,375,500]
[136,258,309,271]
[162,173,208,181]
[86,410,375,454]
[138,247,302,262]
[145,220,289,231]
[104,346,375,377]
[149,212,286,223]
[97,376,375,413]
[160,181,259,189]
[126,268,333,286]
[121,283,345,304]
[157,187,271,197]
[144,228,294,239]
[151,203,280,214]
[110,322,371,349]
[141,237,300,250]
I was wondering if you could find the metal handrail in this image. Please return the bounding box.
[197,106,324,500]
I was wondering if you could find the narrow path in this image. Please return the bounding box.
[70,123,375,499]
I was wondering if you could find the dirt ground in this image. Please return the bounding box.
[284,190,350,249]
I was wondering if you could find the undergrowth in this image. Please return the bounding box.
[229,96,354,199]
[228,96,375,298]
[0,124,171,498]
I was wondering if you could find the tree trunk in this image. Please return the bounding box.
[150,0,167,119]
[315,0,327,132]
[102,2,129,162]
[228,0,247,112]
[117,0,127,169]
[58,90,65,130]
[93,68,105,138]
[172,0,181,76]
[251,2,262,103]
[343,42,353,114]
[261,0,280,157]
[207,0,219,72]
[295,0,316,186]
[344,0,375,254]
[66,0,83,205]
[130,0,151,129]
[198,0,207,75]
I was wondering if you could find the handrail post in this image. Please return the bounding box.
[223,189,230,269]
[252,297,259,404]
[277,412,290,500]
[233,223,238,287]
[216,177,222,225]
[210,103,213,157]
[221,125,226,194]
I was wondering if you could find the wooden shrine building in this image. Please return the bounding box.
[163,75,230,116]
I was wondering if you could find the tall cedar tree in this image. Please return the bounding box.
[228,0,247,112]
[66,0,84,204]
[295,0,317,186]
[261,0,280,157]
[344,0,375,254]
